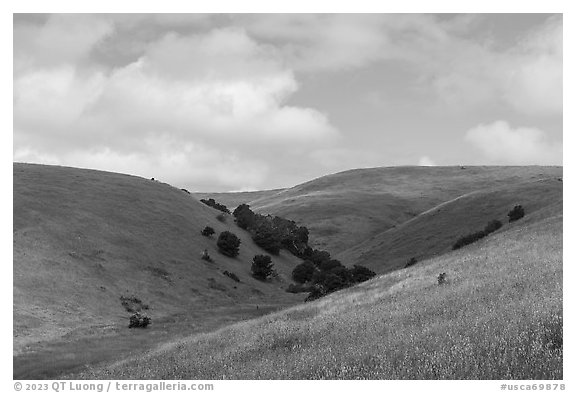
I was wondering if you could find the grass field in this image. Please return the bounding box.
[73,205,562,379]
[14,163,562,380]
[196,166,562,255]
[13,163,304,378]
[338,177,563,273]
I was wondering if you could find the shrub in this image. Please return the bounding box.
[233,204,257,230]
[452,230,487,250]
[252,228,282,255]
[129,312,151,328]
[200,198,230,214]
[216,214,227,223]
[318,259,343,272]
[222,270,240,283]
[484,219,503,234]
[201,249,213,262]
[120,296,149,313]
[305,249,332,267]
[305,284,327,302]
[251,254,275,281]
[217,231,241,257]
[201,226,215,237]
[508,205,525,222]
[437,272,447,285]
[349,265,376,283]
[286,283,312,293]
[405,257,418,268]
[292,261,317,284]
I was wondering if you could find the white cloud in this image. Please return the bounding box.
[14,26,338,189]
[238,14,391,72]
[502,15,562,115]
[465,121,562,165]
[14,138,270,191]
[14,14,113,73]
[418,156,437,166]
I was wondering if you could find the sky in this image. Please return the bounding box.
[13,13,563,191]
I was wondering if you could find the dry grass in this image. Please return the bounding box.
[75,211,562,380]
[339,177,563,273]
[13,163,305,377]
[208,166,562,254]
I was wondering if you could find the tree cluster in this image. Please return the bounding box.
[200,198,231,214]
[291,248,376,301]
[452,219,503,250]
[233,204,309,256]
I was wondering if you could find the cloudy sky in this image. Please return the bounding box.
[13,13,562,191]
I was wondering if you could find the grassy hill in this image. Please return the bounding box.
[13,163,304,378]
[338,177,563,273]
[73,199,563,379]
[196,166,562,256]
[193,189,285,211]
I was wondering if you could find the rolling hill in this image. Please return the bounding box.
[73,196,563,379]
[195,166,562,256]
[14,163,563,379]
[13,163,304,378]
[338,177,563,273]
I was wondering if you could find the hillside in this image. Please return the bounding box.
[193,189,285,211]
[13,163,305,378]
[196,166,562,255]
[74,198,563,379]
[338,177,563,273]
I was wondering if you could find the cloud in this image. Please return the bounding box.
[14,138,270,191]
[418,156,437,166]
[465,121,562,165]
[502,15,562,115]
[14,14,113,73]
[14,25,338,190]
[237,14,391,72]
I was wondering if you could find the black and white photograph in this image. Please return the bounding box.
[9,7,567,388]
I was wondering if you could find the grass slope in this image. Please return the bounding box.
[338,177,563,273]
[74,202,562,379]
[193,189,285,212]
[202,166,562,255]
[13,164,304,377]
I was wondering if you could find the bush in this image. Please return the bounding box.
[508,205,525,222]
[120,296,149,313]
[129,312,151,328]
[405,257,418,268]
[201,226,215,237]
[216,214,227,223]
[251,254,275,281]
[233,204,257,230]
[286,283,312,293]
[201,249,213,262]
[437,272,447,285]
[223,270,240,283]
[217,231,241,257]
[349,265,377,283]
[318,259,343,272]
[483,219,503,234]
[452,230,487,250]
[252,228,282,255]
[292,261,317,284]
[305,284,327,302]
[200,198,230,214]
[305,249,332,267]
